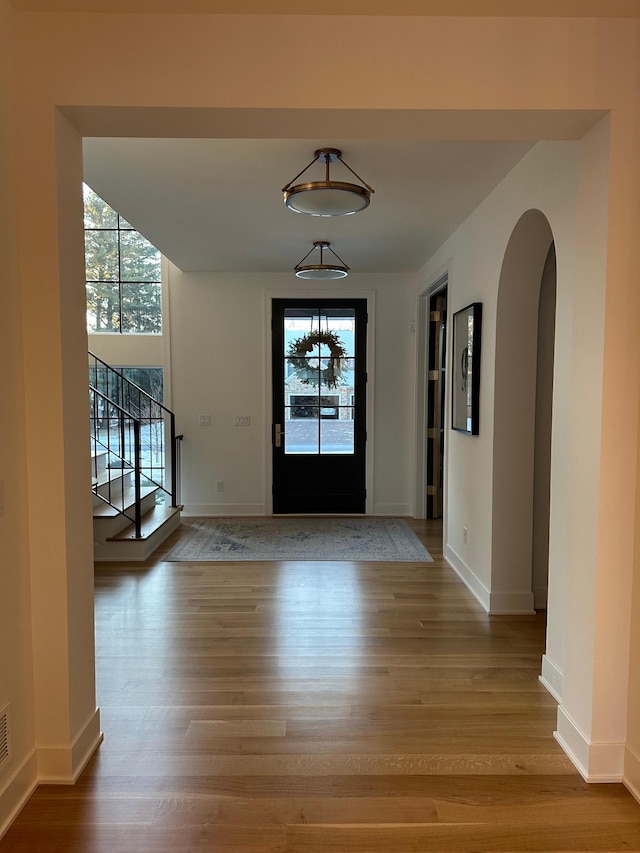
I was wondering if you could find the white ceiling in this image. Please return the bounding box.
[83,137,539,274]
[16,0,621,277]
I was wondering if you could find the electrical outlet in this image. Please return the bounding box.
[234,415,250,426]
[215,480,224,492]
[199,414,212,426]
[463,527,468,545]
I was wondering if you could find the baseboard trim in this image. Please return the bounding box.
[372,504,412,516]
[444,545,490,612]
[624,745,640,803]
[0,749,38,841]
[540,654,563,702]
[555,706,624,782]
[533,585,548,609]
[37,708,102,783]
[182,504,266,516]
[487,590,535,615]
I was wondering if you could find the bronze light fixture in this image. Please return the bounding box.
[282,148,374,217]
[294,241,350,280]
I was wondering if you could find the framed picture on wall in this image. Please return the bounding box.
[452,302,482,435]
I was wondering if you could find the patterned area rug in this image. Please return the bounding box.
[164,517,433,562]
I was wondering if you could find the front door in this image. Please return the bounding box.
[272,299,367,513]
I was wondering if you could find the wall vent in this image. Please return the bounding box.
[0,703,11,772]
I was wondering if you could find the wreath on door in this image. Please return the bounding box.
[287,330,348,388]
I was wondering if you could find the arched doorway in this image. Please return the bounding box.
[491,209,556,613]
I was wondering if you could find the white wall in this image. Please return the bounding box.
[417,126,632,779]
[88,334,163,370]
[0,0,37,832]
[418,141,580,606]
[4,9,640,835]
[167,267,417,516]
[532,245,556,610]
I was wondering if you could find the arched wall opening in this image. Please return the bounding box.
[532,243,556,610]
[491,209,555,614]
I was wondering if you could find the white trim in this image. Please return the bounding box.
[182,503,266,516]
[554,707,590,780]
[488,591,535,615]
[0,749,38,841]
[445,544,490,611]
[539,654,563,702]
[372,503,412,516]
[0,714,102,838]
[37,709,102,784]
[624,745,640,804]
[532,585,548,609]
[555,705,624,782]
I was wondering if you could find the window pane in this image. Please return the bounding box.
[120,231,161,282]
[86,282,120,333]
[319,395,339,419]
[288,395,318,417]
[320,357,355,395]
[284,408,319,455]
[84,184,164,336]
[286,356,322,387]
[120,282,162,334]
[322,310,355,357]
[83,186,117,229]
[120,367,164,402]
[85,230,119,281]
[321,417,354,454]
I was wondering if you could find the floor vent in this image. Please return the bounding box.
[0,703,11,772]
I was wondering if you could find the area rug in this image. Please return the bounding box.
[164,517,433,562]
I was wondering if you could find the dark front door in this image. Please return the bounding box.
[272,299,367,514]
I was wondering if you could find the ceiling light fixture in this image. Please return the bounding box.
[294,241,350,280]
[282,148,374,217]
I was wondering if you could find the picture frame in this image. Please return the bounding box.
[452,302,482,435]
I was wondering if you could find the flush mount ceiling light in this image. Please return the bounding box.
[294,241,350,280]
[282,148,374,217]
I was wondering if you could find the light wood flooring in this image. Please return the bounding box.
[2,518,640,851]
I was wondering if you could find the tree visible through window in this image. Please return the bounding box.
[84,185,162,334]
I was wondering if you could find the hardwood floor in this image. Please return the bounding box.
[2,519,640,851]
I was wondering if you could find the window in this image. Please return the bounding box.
[84,185,162,334]
[90,366,163,403]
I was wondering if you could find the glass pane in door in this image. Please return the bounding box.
[283,307,356,456]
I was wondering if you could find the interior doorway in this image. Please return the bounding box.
[491,210,556,614]
[426,288,448,518]
[532,243,556,610]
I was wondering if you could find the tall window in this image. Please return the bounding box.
[84,185,162,334]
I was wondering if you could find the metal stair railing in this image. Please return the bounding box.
[89,386,143,538]
[88,351,182,508]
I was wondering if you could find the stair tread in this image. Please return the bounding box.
[106,505,181,541]
[93,484,158,517]
[92,468,133,487]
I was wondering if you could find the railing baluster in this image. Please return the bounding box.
[170,414,177,506]
[88,351,182,525]
[133,418,142,539]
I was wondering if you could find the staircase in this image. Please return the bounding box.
[89,353,183,561]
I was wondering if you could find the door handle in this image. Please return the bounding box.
[274,423,285,448]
